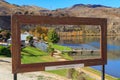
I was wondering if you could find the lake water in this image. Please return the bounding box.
[59,36,120,78]
[92,36,120,78]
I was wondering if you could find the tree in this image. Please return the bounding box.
[0,30,11,42]
[26,36,34,46]
[47,29,59,43]
[28,26,48,41]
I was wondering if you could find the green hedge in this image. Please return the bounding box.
[0,46,11,57]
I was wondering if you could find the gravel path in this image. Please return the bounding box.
[0,58,71,80]
[53,50,67,61]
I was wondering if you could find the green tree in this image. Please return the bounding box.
[26,36,34,46]
[47,29,59,43]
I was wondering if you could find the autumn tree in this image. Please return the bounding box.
[0,30,11,42]
[29,26,48,40]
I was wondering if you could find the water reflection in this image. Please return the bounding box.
[88,36,120,78]
[59,36,100,44]
[60,36,120,78]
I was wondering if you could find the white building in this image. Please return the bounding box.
[7,32,32,46]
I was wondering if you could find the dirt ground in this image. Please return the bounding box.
[0,57,71,80]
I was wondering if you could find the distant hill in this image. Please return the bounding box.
[0,0,120,35]
[48,4,120,35]
[0,0,48,29]
[71,4,111,8]
[0,0,47,15]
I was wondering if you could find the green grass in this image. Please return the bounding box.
[83,67,118,80]
[0,55,7,58]
[21,46,56,64]
[52,43,73,60]
[47,69,67,77]
[60,53,73,60]
[52,44,72,51]
[47,69,94,80]
[22,46,47,56]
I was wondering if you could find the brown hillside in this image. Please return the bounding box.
[0,1,120,34]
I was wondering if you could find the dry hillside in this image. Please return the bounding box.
[0,1,120,34]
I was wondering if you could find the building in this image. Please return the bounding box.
[7,32,32,46]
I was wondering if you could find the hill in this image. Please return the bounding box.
[0,0,47,15]
[0,0,120,35]
[53,4,120,35]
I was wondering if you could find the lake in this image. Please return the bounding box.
[58,36,120,78]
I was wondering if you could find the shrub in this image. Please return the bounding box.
[0,46,11,57]
[47,44,54,53]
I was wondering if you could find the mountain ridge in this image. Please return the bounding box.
[72,4,112,8]
[0,0,120,35]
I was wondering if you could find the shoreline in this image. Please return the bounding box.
[82,67,118,80]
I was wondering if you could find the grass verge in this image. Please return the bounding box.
[83,67,118,80]
[47,68,94,80]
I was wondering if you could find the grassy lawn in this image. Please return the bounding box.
[83,67,118,80]
[47,69,94,80]
[52,43,73,60]
[21,46,57,64]
[47,69,68,77]
[60,52,73,60]
[52,43,72,51]
[1,45,118,80]
[0,55,7,57]
[21,45,94,79]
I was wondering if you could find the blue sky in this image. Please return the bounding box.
[6,0,120,10]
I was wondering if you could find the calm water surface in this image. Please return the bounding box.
[92,37,120,78]
[59,36,120,78]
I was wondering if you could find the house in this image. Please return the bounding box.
[7,32,32,46]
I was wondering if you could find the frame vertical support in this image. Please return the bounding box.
[14,73,17,80]
[102,65,105,80]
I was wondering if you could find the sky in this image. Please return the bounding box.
[6,0,120,10]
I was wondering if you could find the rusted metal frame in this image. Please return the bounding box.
[11,15,107,73]
[16,59,103,73]
[101,20,107,64]
[11,16,21,73]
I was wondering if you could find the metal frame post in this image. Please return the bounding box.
[14,74,17,80]
[102,65,105,80]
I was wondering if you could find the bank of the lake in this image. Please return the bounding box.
[83,67,118,80]
[1,40,119,80]
[20,44,95,80]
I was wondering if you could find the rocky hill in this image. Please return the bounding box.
[0,0,48,29]
[0,0,47,15]
[0,0,120,35]
[53,4,120,35]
